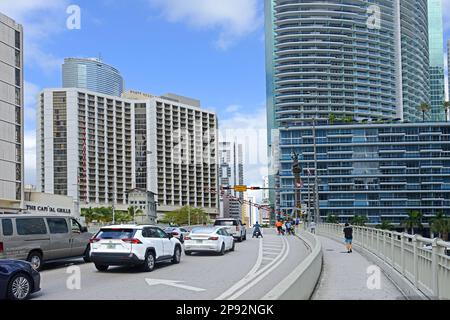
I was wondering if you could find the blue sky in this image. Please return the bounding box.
[0,0,449,190]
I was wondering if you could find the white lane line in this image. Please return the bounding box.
[214,237,263,300]
[217,236,288,300]
[263,251,280,256]
[262,256,273,261]
[145,279,206,292]
[227,236,291,300]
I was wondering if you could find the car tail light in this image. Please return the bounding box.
[209,236,219,240]
[122,238,142,244]
[172,232,179,236]
[0,242,3,253]
[184,236,191,240]
[89,238,100,243]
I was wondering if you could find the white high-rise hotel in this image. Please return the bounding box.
[0,13,23,213]
[37,89,219,218]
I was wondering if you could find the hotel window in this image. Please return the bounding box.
[15,68,20,86]
[15,31,20,49]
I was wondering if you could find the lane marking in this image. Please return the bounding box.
[145,279,205,292]
[216,235,288,300]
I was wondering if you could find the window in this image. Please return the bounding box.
[16,218,47,235]
[15,30,20,49]
[15,68,20,86]
[1,219,13,236]
[47,218,69,234]
[71,219,82,233]
[15,50,20,67]
[155,228,169,238]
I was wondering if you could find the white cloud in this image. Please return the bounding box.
[24,81,40,123]
[24,130,36,185]
[0,0,68,72]
[148,0,263,49]
[225,104,241,113]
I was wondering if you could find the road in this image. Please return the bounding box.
[33,229,310,300]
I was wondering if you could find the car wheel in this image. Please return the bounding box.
[143,252,156,272]
[95,264,109,272]
[243,233,246,241]
[83,246,91,263]
[237,236,242,243]
[172,246,181,264]
[219,243,225,256]
[27,251,42,271]
[230,241,235,252]
[8,273,32,300]
[185,251,192,256]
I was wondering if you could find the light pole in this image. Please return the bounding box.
[312,117,320,224]
[291,151,302,221]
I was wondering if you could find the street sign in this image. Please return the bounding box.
[234,185,247,192]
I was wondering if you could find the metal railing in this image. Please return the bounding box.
[318,223,450,300]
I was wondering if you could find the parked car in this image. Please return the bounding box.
[0,259,41,300]
[89,225,182,272]
[164,227,189,243]
[0,214,93,271]
[184,227,235,255]
[213,218,246,242]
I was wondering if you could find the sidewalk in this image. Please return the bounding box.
[311,236,405,300]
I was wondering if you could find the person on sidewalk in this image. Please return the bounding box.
[310,221,316,234]
[343,223,353,253]
[275,220,283,235]
[285,220,292,235]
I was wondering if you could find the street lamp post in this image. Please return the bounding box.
[291,151,302,221]
[312,118,320,224]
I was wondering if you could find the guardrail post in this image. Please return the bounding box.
[390,231,394,267]
[431,238,443,299]
[400,234,405,276]
[412,235,419,289]
[382,231,386,262]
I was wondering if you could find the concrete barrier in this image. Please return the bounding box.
[262,229,323,300]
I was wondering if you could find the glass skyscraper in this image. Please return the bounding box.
[62,58,124,97]
[428,0,445,121]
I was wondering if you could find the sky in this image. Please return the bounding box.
[0,0,449,197]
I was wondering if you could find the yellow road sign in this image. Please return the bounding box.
[234,185,247,192]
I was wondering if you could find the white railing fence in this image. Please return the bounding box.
[318,223,450,300]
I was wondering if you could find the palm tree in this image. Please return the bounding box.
[443,101,450,122]
[376,220,394,230]
[402,210,423,235]
[128,205,144,224]
[326,214,339,224]
[418,102,430,122]
[329,114,337,124]
[350,215,368,226]
[80,207,95,225]
[431,212,450,241]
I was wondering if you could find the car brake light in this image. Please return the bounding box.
[122,238,142,244]
[0,242,3,253]
[89,238,100,243]
[172,232,179,236]
[184,236,191,240]
[209,236,219,240]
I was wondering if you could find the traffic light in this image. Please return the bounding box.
[249,186,261,190]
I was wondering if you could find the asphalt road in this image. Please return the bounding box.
[33,229,310,300]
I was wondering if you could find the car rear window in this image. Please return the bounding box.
[214,220,237,226]
[191,228,215,234]
[96,228,136,239]
[1,219,13,236]
[16,218,47,235]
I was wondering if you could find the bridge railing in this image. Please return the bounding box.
[318,223,450,300]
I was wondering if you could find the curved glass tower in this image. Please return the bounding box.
[62,58,124,97]
[267,0,430,126]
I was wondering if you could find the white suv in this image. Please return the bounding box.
[89,225,182,272]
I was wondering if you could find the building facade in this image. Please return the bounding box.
[428,0,446,121]
[62,58,124,97]
[127,188,157,224]
[278,122,450,225]
[37,88,135,211]
[0,13,23,213]
[218,142,244,218]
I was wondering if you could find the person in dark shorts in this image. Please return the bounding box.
[343,223,353,253]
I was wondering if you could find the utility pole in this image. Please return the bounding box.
[312,118,320,224]
[306,166,311,230]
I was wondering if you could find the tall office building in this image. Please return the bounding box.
[0,13,23,213]
[122,90,219,219]
[62,58,124,97]
[37,88,134,210]
[218,142,244,218]
[37,88,219,218]
[448,40,450,104]
[428,0,446,121]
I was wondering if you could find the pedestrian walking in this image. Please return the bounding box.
[295,217,300,226]
[285,220,292,235]
[275,220,283,235]
[343,223,353,253]
[310,221,316,234]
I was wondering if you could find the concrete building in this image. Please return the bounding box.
[428,0,446,121]
[127,188,157,224]
[24,186,78,217]
[278,122,450,225]
[218,142,244,218]
[0,13,23,214]
[37,88,135,211]
[37,88,219,219]
[62,58,124,97]
[122,90,219,219]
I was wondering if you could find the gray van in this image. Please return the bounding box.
[0,214,93,270]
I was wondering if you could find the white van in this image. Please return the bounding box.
[0,214,93,270]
